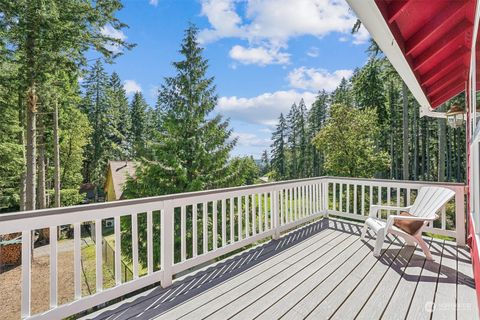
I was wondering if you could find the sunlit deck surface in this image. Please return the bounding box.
[87,219,478,320]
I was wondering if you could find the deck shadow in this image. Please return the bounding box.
[88,217,350,319]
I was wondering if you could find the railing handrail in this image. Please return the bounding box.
[0,177,326,223]
[325,176,465,187]
[0,176,465,224]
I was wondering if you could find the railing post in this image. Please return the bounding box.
[323,180,329,217]
[21,230,31,319]
[455,186,466,246]
[161,200,174,288]
[272,190,280,240]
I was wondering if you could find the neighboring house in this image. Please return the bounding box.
[258,176,269,183]
[104,161,137,201]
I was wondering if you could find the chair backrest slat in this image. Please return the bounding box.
[409,187,455,218]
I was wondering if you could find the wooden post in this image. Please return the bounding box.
[402,81,409,181]
[272,190,280,240]
[455,187,466,246]
[161,201,173,288]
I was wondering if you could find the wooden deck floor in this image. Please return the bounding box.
[87,218,478,320]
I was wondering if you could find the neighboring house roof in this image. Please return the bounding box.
[105,161,137,200]
[259,176,269,183]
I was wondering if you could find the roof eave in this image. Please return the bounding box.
[346,0,446,118]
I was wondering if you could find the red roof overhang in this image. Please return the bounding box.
[348,0,479,113]
[376,0,477,109]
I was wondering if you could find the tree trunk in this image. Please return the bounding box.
[421,118,427,179]
[18,95,26,211]
[446,126,452,181]
[37,114,46,209]
[37,112,49,244]
[438,115,446,182]
[456,128,462,182]
[413,105,418,180]
[402,82,409,180]
[25,87,37,211]
[426,119,430,180]
[389,82,395,179]
[53,101,61,207]
[25,6,37,212]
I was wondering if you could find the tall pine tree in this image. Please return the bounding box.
[271,113,287,179]
[130,91,148,157]
[124,24,236,197]
[307,90,328,177]
[107,72,131,159]
[81,60,111,189]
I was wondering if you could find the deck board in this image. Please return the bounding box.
[325,237,405,320]
[457,245,479,319]
[85,218,477,320]
[406,239,444,319]
[431,241,457,320]
[183,231,354,319]
[355,244,417,320]
[252,237,374,320]
[288,235,399,319]
[229,234,365,319]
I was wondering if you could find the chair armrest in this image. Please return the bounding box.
[368,205,412,218]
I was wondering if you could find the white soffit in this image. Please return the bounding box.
[346,0,441,118]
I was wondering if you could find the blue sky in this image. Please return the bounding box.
[101,0,370,158]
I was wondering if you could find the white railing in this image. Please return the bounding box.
[0,177,465,319]
[324,177,466,244]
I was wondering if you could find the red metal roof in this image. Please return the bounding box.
[375,0,478,109]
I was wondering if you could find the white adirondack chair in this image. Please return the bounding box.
[361,186,455,260]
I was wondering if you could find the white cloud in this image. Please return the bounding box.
[123,80,142,95]
[287,67,353,92]
[149,0,159,6]
[229,45,290,66]
[218,90,317,126]
[199,0,370,66]
[199,0,245,44]
[199,0,369,47]
[235,132,270,148]
[306,47,320,58]
[101,25,127,54]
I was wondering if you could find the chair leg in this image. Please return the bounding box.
[361,224,368,240]
[415,234,433,261]
[373,229,385,257]
[404,235,416,246]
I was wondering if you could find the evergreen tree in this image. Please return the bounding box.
[0,0,133,210]
[260,150,270,176]
[107,72,131,159]
[271,113,287,179]
[124,24,236,197]
[307,90,329,176]
[81,60,111,189]
[286,103,298,178]
[130,92,148,157]
[0,63,23,210]
[296,98,308,178]
[59,104,92,190]
[352,58,387,150]
[331,77,353,107]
